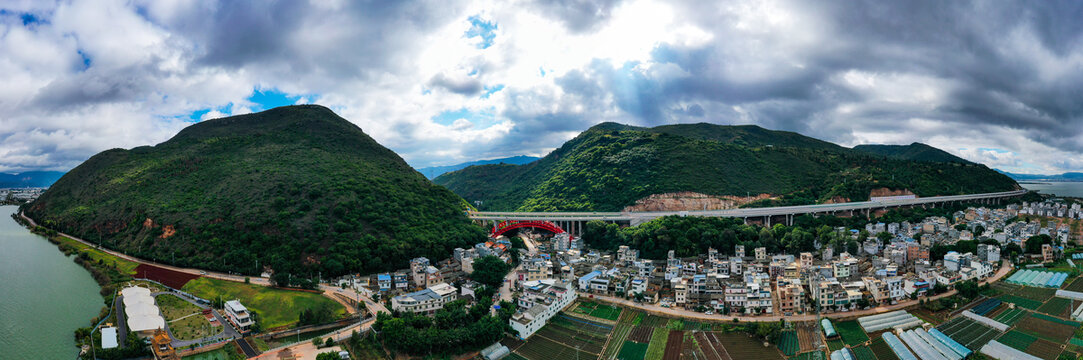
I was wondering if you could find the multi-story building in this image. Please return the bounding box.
[511,279,576,339]
[391,283,458,315]
[224,300,254,333]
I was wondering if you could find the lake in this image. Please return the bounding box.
[1021,182,1083,198]
[0,205,104,359]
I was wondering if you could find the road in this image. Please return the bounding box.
[587,260,1013,323]
[469,190,1027,222]
[19,212,385,320]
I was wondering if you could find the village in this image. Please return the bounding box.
[325,199,1083,360]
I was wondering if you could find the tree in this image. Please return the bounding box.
[324,337,335,348]
[471,256,511,288]
[876,232,893,243]
[1025,234,1053,254]
[316,352,340,360]
[956,280,980,300]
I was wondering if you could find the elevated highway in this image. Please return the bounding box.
[469,190,1026,235]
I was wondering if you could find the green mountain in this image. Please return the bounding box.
[435,123,1019,211]
[25,105,485,279]
[416,155,540,179]
[853,143,972,164]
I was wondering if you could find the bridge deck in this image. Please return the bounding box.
[468,190,1025,222]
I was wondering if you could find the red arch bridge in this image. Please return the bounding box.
[490,220,574,239]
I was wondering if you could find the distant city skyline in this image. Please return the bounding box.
[1,1,1081,174]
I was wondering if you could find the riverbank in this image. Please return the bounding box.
[0,206,107,359]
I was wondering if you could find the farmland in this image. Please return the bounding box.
[511,313,612,360]
[835,321,869,346]
[645,329,670,360]
[851,345,876,360]
[1015,313,1078,342]
[868,337,899,360]
[662,330,683,360]
[998,294,1044,310]
[1037,297,1072,318]
[993,307,1029,325]
[937,316,1003,350]
[602,324,633,359]
[1066,277,1083,292]
[1024,338,1066,360]
[776,330,799,356]
[715,332,783,359]
[1012,286,1056,302]
[575,301,623,322]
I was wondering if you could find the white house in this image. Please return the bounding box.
[225,300,254,332]
[510,279,576,339]
[391,283,458,315]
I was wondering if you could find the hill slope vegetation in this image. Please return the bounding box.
[435,123,1018,211]
[852,143,972,164]
[26,105,485,279]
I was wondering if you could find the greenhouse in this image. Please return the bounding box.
[830,348,854,360]
[980,340,1042,360]
[858,310,922,332]
[928,329,971,358]
[1005,269,1068,288]
[900,330,949,360]
[822,318,838,338]
[883,333,919,360]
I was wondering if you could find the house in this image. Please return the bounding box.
[391,283,458,315]
[510,279,576,339]
[377,273,391,291]
[225,300,254,333]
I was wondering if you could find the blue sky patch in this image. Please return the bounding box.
[248,88,306,111]
[481,84,504,98]
[464,16,496,49]
[432,107,497,128]
[77,50,91,71]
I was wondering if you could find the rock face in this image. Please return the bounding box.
[869,188,916,198]
[622,192,774,212]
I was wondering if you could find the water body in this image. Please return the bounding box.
[0,205,104,359]
[1021,182,1083,198]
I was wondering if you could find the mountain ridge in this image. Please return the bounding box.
[416,155,540,179]
[25,105,486,278]
[435,122,1018,211]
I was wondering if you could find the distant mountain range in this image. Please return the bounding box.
[0,171,66,188]
[995,170,1083,181]
[416,155,539,179]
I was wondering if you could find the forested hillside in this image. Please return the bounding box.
[25,105,486,280]
[435,123,1018,211]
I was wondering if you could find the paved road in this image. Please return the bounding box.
[469,190,1027,222]
[589,260,1013,323]
[20,212,386,311]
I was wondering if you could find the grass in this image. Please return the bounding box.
[53,234,139,275]
[156,294,218,341]
[617,340,649,360]
[591,303,622,321]
[181,277,345,330]
[836,321,869,346]
[644,329,669,360]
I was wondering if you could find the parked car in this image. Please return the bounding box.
[704,310,714,315]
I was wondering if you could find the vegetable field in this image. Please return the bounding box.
[937,316,1002,350]
[714,332,783,359]
[835,321,869,346]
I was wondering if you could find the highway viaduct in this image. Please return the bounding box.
[469,190,1027,237]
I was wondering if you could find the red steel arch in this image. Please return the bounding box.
[491,220,567,238]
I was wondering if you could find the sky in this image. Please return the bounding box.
[1,0,1082,175]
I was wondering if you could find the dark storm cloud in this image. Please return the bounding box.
[539,0,1083,159]
[530,0,624,33]
[428,73,483,95]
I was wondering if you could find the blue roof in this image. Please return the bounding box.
[377,274,391,280]
[580,271,601,282]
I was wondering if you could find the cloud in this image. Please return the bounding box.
[1,0,1082,175]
